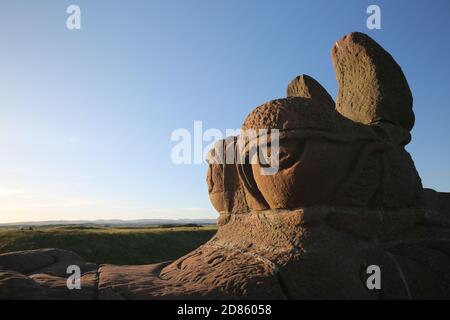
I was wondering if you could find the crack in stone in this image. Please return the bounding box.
[386,252,412,300]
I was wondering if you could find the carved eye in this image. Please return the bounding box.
[258,140,304,170]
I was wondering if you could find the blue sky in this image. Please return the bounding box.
[0,0,449,222]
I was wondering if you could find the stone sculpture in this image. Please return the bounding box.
[1,32,450,299]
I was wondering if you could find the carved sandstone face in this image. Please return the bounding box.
[243,97,377,209]
[250,137,363,208]
[206,32,423,214]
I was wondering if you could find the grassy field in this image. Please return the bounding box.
[0,225,217,265]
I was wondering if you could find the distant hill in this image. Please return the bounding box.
[0,218,217,228]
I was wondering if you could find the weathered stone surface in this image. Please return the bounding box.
[29,206,450,299]
[0,248,83,274]
[0,248,98,299]
[30,271,97,299]
[0,270,44,299]
[332,32,414,131]
[286,74,335,109]
[241,97,366,133]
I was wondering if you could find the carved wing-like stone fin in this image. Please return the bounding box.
[332,32,414,131]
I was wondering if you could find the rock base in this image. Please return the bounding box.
[2,203,450,299]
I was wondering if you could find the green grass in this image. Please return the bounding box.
[0,225,217,265]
